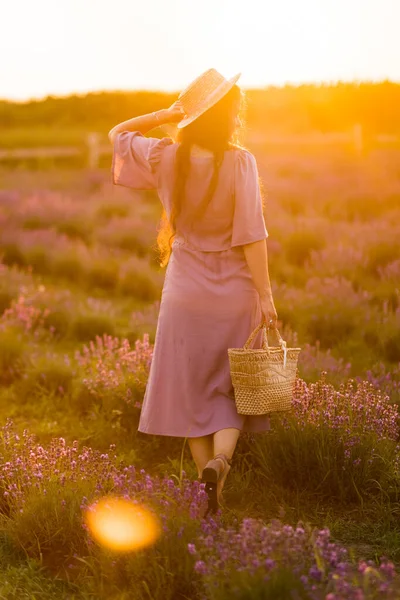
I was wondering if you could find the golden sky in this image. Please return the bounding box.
[1,0,399,100]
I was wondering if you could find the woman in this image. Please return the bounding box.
[109,68,278,515]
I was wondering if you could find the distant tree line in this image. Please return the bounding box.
[0,82,399,135]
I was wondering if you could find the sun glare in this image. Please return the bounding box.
[1,0,399,100]
[85,497,161,552]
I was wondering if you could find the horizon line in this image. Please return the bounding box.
[1,77,399,104]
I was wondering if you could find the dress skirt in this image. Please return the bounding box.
[138,239,271,437]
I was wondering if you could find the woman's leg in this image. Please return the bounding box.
[213,427,241,500]
[200,428,241,514]
[188,435,214,478]
[213,427,241,459]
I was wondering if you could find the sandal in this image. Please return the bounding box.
[201,453,232,516]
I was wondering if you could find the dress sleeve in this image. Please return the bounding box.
[112,131,173,190]
[231,150,269,248]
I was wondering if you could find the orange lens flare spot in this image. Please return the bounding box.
[85,497,161,552]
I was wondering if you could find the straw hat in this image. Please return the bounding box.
[177,68,241,129]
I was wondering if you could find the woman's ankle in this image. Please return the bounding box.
[217,463,231,500]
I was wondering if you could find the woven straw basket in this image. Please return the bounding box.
[228,322,302,416]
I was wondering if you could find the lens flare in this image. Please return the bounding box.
[85,496,161,552]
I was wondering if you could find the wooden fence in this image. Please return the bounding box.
[0,132,110,168]
[0,126,398,168]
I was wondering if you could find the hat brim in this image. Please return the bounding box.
[177,72,241,129]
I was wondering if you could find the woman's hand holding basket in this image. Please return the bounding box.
[260,293,278,329]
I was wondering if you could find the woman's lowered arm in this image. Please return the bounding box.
[243,238,278,326]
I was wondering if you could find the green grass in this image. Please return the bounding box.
[0,157,399,597]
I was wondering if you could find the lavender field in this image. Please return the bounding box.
[0,142,400,599]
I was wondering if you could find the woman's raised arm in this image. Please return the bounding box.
[108,101,185,144]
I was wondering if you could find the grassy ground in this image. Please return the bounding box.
[0,146,399,597]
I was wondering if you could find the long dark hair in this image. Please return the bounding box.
[157,84,246,267]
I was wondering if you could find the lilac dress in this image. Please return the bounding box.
[112,131,271,437]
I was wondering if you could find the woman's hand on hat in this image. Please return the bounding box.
[165,100,186,123]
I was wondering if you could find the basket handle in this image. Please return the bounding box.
[243,321,288,367]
